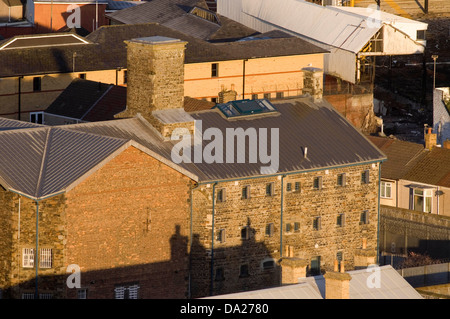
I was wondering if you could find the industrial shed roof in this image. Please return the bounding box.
[235,0,427,53]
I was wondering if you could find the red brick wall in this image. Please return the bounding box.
[64,146,192,298]
[34,3,107,33]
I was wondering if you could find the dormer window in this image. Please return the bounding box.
[189,6,220,25]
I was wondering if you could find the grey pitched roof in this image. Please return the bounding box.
[204,282,323,299]
[65,97,386,182]
[0,23,327,77]
[299,265,423,299]
[0,97,385,199]
[205,265,422,299]
[0,118,43,131]
[0,126,129,199]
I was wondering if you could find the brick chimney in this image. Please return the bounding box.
[279,257,308,285]
[425,127,437,150]
[116,36,195,139]
[323,261,352,299]
[354,237,377,270]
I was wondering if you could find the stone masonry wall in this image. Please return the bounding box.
[0,189,67,299]
[121,39,186,120]
[190,162,380,297]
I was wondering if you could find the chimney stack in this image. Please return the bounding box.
[354,238,377,270]
[425,127,437,150]
[323,267,352,299]
[116,36,196,138]
[279,257,308,285]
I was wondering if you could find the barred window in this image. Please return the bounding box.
[265,223,274,237]
[39,293,53,299]
[295,182,301,192]
[78,289,87,299]
[336,214,345,227]
[217,188,226,202]
[286,182,292,192]
[337,173,346,186]
[22,293,34,299]
[313,216,321,230]
[266,183,274,196]
[114,284,139,299]
[23,248,34,268]
[294,222,300,232]
[217,229,226,243]
[40,248,52,268]
[361,170,370,184]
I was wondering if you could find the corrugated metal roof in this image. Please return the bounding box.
[0,118,43,131]
[298,265,423,299]
[66,97,385,182]
[204,265,422,299]
[203,282,322,299]
[0,126,129,199]
[231,0,427,54]
[0,97,386,199]
[240,0,380,53]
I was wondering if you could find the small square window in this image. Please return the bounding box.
[313,216,321,230]
[336,214,344,227]
[239,265,249,277]
[241,226,250,240]
[337,173,346,186]
[123,70,128,84]
[276,92,284,99]
[22,248,34,268]
[217,188,226,202]
[211,97,217,103]
[78,73,86,79]
[40,248,52,269]
[266,183,274,196]
[217,229,226,243]
[417,30,426,40]
[286,182,292,192]
[313,177,322,190]
[361,170,370,184]
[285,223,292,233]
[33,77,41,92]
[262,260,275,270]
[242,186,250,199]
[263,93,271,99]
[360,211,369,225]
[251,94,258,100]
[30,112,43,124]
[211,63,219,77]
[77,289,87,299]
[265,223,274,237]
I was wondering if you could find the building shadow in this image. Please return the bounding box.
[3,223,281,299]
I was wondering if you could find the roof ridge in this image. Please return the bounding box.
[34,128,52,198]
[80,84,114,120]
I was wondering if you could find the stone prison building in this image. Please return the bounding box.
[0,36,386,299]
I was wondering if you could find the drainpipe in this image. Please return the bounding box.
[210,182,218,296]
[242,59,248,99]
[376,163,381,265]
[280,175,286,261]
[34,200,40,299]
[188,182,200,299]
[18,76,23,121]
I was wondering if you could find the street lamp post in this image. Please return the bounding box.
[432,55,438,89]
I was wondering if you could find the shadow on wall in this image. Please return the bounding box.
[3,223,282,299]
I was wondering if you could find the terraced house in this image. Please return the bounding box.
[0,35,385,299]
